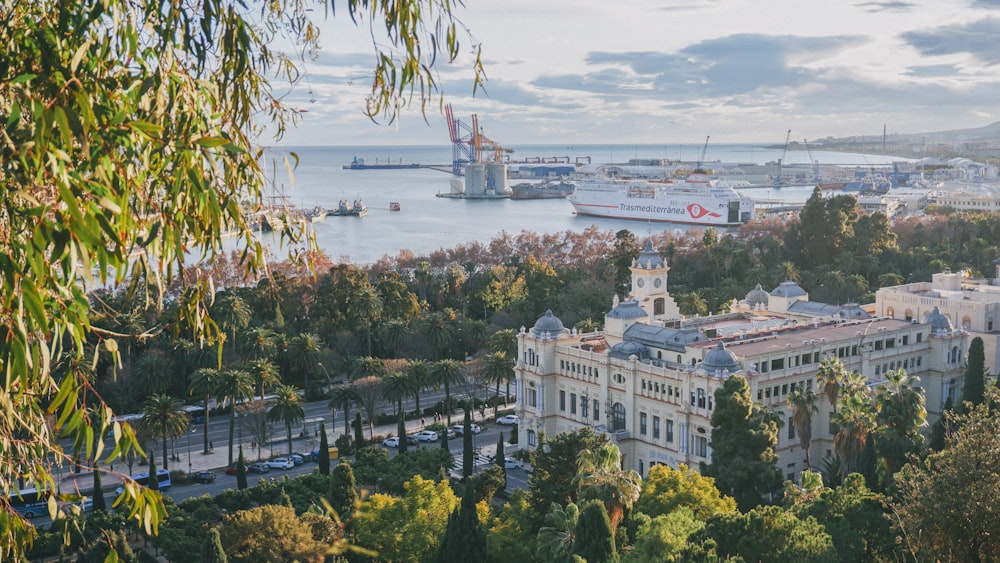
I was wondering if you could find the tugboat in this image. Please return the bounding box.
[389,201,401,212]
[329,197,368,217]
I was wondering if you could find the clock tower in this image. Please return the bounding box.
[629,240,681,322]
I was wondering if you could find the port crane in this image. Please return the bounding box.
[444,104,513,174]
[694,136,710,174]
[776,129,791,184]
[802,138,820,183]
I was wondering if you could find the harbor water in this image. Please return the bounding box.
[249,144,906,266]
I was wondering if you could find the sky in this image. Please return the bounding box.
[273,0,1000,147]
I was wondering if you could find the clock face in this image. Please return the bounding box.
[654,278,662,288]
[636,278,645,288]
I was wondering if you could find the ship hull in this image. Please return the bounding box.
[568,179,754,226]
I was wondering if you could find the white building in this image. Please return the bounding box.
[515,241,966,480]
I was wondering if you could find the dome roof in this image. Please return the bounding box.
[745,283,769,307]
[610,340,649,360]
[700,341,741,373]
[607,299,648,320]
[771,280,807,298]
[838,302,868,320]
[924,306,954,335]
[633,240,665,269]
[531,309,569,338]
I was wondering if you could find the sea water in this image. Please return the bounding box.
[247,144,905,266]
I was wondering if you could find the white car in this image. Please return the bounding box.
[449,423,482,436]
[383,436,401,448]
[503,457,523,469]
[496,414,520,425]
[266,457,294,470]
[413,430,439,442]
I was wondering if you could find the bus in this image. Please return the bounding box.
[5,488,54,519]
[115,469,171,494]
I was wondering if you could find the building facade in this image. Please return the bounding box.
[515,241,967,480]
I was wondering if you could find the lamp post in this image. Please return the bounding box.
[318,362,332,387]
[187,427,196,475]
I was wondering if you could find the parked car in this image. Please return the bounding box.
[289,453,307,465]
[383,436,401,448]
[266,457,294,470]
[225,465,237,475]
[496,414,520,425]
[413,430,439,442]
[450,423,482,436]
[503,457,524,469]
[59,497,94,515]
[191,471,216,484]
[247,462,270,474]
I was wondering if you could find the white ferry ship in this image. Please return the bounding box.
[567,174,754,226]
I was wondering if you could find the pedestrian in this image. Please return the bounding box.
[209,441,214,451]
[421,417,426,428]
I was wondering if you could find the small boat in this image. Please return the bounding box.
[329,197,368,217]
[389,201,401,211]
[304,206,327,222]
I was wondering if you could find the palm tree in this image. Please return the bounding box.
[481,351,513,412]
[874,368,927,477]
[246,358,280,403]
[133,350,174,397]
[212,293,251,358]
[833,391,876,478]
[432,359,466,425]
[140,394,189,471]
[816,357,848,414]
[267,384,305,455]
[786,386,819,468]
[353,285,383,357]
[488,328,517,358]
[536,502,580,561]
[677,291,708,316]
[420,312,453,360]
[349,356,385,382]
[575,442,642,532]
[240,326,277,361]
[382,372,412,420]
[328,385,357,436]
[217,368,254,466]
[378,319,410,359]
[188,367,220,455]
[406,359,431,416]
[288,332,323,391]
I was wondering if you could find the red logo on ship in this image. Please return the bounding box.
[687,203,721,219]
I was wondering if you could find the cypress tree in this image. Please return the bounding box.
[328,462,358,521]
[92,469,107,512]
[961,337,986,408]
[495,432,507,489]
[573,499,617,563]
[353,412,364,446]
[318,421,330,475]
[236,445,248,490]
[435,481,486,562]
[398,413,408,454]
[201,528,228,563]
[462,408,474,478]
[929,397,953,452]
[440,425,449,449]
[147,452,159,491]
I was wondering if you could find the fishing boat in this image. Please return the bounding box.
[389,201,401,211]
[509,180,575,200]
[329,198,368,217]
[567,174,754,225]
[304,206,327,222]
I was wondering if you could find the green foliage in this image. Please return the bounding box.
[623,507,704,563]
[469,465,507,504]
[694,505,837,562]
[573,499,617,563]
[893,395,1000,561]
[435,482,487,562]
[92,469,107,512]
[961,336,987,408]
[702,375,782,511]
[463,408,475,477]
[634,463,736,521]
[218,504,328,563]
[201,528,228,563]
[485,490,537,563]
[329,462,359,521]
[236,446,248,491]
[873,369,926,482]
[319,421,331,475]
[527,427,611,529]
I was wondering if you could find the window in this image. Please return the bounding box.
[771,358,785,370]
[593,399,600,421]
[570,393,577,415]
[788,419,795,440]
[666,419,674,443]
[612,403,626,432]
[581,396,589,418]
[695,436,708,458]
[654,298,665,315]
[697,388,706,408]
[653,416,661,439]
[527,430,536,447]
[902,334,909,345]
[916,333,923,343]
[875,340,883,351]
[559,390,566,411]
[527,388,538,408]
[640,412,647,435]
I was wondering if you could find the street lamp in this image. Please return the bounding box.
[318,362,332,387]
[187,427,197,475]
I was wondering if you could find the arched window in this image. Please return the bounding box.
[654,298,665,315]
[887,307,895,318]
[612,402,626,432]
[905,309,913,321]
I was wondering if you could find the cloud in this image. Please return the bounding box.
[903,17,1000,65]
[853,1,917,13]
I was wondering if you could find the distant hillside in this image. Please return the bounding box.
[792,122,1000,161]
[892,121,1000,143]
